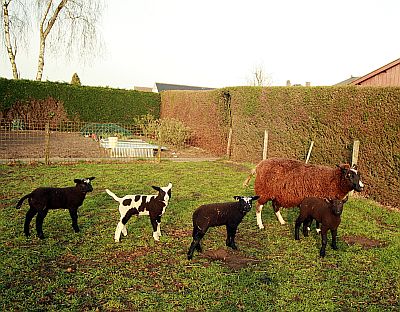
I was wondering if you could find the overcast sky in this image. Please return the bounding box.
[1,0,400,89]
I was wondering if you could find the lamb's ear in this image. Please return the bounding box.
[89,177,95,181]
[152,186,161,192]
[324,198,331,204]
[252,195,260,201]
[233,196,241,201]
[343,196,349,203]
[338,164,350,172]
[74,179,82,184]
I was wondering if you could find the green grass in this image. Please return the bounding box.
[1,161,399,311]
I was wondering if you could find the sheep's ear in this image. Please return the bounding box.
[337,163,350,172]
[74,179,82,184]
[233,196,241,201]
[324,198,331,204]
[89,177,95,181]
[343,196,349,203]
[152,186,161,192]
[252,195,260,201]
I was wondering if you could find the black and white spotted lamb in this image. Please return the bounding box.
[187,195,259,260]
[16,177,95,239]
[106,183,172,242]
[295,196,348,257]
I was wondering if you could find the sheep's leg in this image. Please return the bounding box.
[156,216,162,237]
[331,228,338,250]
[226,225,238,250]
[114,221,124,242]
[273,201,285,225]
[69,208,80,233]
[187,229,205,260]
[319,226,328,257]
[24,207,38,237]
[115,210,136,242]
[294,217,303,240]
[256,202,264,229]
[150,215,162,241]
[315,221,321,234]
[122,225,128,236]
[35,209,49,239]
[303,217,313,237]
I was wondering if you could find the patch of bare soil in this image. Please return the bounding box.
[1,130,108,159]
[201,248,261,270]
[1,130,219,160]
[342,235,387,249]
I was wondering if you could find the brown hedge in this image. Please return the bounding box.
[160,86,400,209]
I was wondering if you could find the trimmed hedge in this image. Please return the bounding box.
[161,86,400,209]
[0,78,160,123]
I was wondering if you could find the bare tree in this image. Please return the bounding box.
[249,65,272,86]
[1,0,29,79]
[35,0,105,81]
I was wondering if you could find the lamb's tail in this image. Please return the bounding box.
[243,168,256,187]
[16,193,31,209]
[105,189,122,203]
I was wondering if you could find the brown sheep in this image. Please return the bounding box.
[243,157,363,228]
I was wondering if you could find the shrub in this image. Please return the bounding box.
[134,114,192,147]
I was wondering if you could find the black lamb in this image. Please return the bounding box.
[295,196,348,257]
[16,177,95,239]
[187,195,259,260]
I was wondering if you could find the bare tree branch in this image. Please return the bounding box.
[1,0,30,79]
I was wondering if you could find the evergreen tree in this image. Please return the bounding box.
[71,73,81,85]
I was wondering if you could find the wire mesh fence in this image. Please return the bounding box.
[0,119,219,164]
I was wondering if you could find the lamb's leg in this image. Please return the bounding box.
[273,201,285,225]
[303,217,313,237]
[122,225,128,236]
[226,225,238,250]
[150,215,161,241]
[156,215,162,238]
[116,211,134,242]
[187,228,205,260]
[315,221,321,234]
[114,221,124,242]
[319,226,328,257]
[35,209,49,239]
[24,207,38,237]
[294,217,303,240]
[256,202,264,229]
[69,208,80,233]
[331,228,338,250]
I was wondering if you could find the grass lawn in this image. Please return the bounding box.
[1,161,399,311]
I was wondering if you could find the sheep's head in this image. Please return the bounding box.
[233,195,260,214]
[74,177,95,193]
[325,196,348,216]
[338,164,364,192]
[152,182,173,202]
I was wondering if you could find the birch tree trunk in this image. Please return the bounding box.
[35,0,68,81]
[2,0,19,79]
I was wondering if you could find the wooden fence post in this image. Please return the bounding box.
[226,127,233,159]
[157,129,162,163]
[305,141,314,164]
[352,140,360,166]
[44,122,50,165]
[262,130,268,160]
[349,140,360,196]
